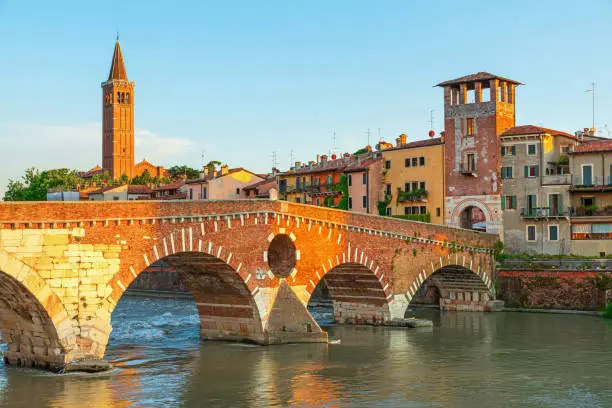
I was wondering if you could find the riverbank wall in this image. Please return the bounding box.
[498,268,611,310]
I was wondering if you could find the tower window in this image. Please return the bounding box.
[466,118,475,136]
[126,93,130,104]
[117,92,121,103]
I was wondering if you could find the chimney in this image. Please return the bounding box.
[295,161,301,169]
[321,155,328,163]
[221,164,229,175]
[440,131,446,143]
[316,154,321,163]
[272,167,279,176]
[343,152,351,158]
[395,134,407,147]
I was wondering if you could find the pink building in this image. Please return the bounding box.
[344,155,384,214]
[185,165,264,200]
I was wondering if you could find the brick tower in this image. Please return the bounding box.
[436,72,521,234]
[102,37,135,180]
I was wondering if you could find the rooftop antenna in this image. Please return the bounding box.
[200,150,206,168]
[585,81,596,130]
[332,130,337,155]
[290,149,296,166]
[378,128,382,143]
[271,151,279,170]
[428,109,435,130]
[116,31,119,41]
[366,128,371,147]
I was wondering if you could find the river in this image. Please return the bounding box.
[0,296,611,407]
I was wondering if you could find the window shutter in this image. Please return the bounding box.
[512,146,516,155]
[535,165,539,177]
[558,194,563,215]
[524,166,528,178]
[501,147,505,156]
[501,195,505,210]
[512,196,517,209]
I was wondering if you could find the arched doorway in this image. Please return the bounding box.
[459,206,487,231]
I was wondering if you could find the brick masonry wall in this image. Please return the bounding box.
[499,270,611,310]
[0,200,497,370]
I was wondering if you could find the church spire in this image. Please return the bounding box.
[108,38,128,81]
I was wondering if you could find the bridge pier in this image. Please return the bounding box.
[439,290,503,312]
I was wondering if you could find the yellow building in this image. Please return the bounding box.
[379,134,445,224]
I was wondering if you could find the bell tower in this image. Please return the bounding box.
[102,37,135,180]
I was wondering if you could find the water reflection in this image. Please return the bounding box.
[0,297,610,407]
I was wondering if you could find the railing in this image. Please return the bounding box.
[398,189,428,203]
[520,207,566,218]
[570,176,612,190]
[570,206,612,217]
[542,173,571,185]
[458,165,477,176]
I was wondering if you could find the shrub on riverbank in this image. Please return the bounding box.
[603,303,612,319]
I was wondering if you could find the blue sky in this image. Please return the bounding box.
[0,0,611,194]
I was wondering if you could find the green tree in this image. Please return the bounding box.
[167,165,200,180]
[131,169,153,185]
[205,160,222,177]
[3,167,82,201]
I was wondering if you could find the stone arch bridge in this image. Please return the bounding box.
[0,200,497,371]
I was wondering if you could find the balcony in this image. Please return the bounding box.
[397,189,428,203]
[458,165,477,176]
[520,207,566,219]
[542,173,571,185]
[570,176,612,192]
[570,206,612,218]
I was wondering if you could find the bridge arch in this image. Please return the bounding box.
[401,254,495,313]
[89,227,266,358]
[307,246,393,325]
[0,249,77,371]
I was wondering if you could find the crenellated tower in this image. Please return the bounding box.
[101,38,135,180]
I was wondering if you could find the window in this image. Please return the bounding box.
[420,206,426,214]
[348,174,352,186]
[419,181,426,190]
[362,195,367,208]
[385,184,391,196]
[348,196,352,209]
[362,173,367,185]
[404,182,410,192]
[527,225,536,242]
[501,195,517,210]
[561,145,569,154]
[385,160,391,169]
[404,206,410,215]
[582,164,593,185]
[189,189,193,200]
[549,193,562,216]
[326,175,332,185]
[412,157,418,167]
[527,144,537,156]
[236,188,240,195]
[126,93,130,104]
[501,166,513,179]
[405,158,411,167]
[386,207,391,216]
[436,207,441,217]
[527,194,537,213]
[548,225,559,241]
[316,198,320,206]
[466,118,475,136]
[113,196,119,201]
[466,153,476,171]
[296,197,301,203]
[525,165,539,178]
[419,157,425,166]
[501,146,516,156]
[412,182,419,191]
[202,187,207,199]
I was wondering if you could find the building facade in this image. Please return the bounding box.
[344,156,384,214]
[500,126,576,255]
[185,166,264,200]
[568,139,612,256]
[88,185,152,201]
[437,72,521,234]
[379,135,445,224]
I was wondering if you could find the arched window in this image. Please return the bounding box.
[126,93,130,104]
[117,92,121,104]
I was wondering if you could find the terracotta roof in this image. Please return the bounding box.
[344,156,383,173]
[78,165,104,178]
[277,158,352,177]
[500,125,577,140]
[570,139,612,154]
[380,137,443,153]
[436,72,522,87]
[243,177,276,190]
[108,40,128,81]
[88,185,121,195]
[127,185,152,194]
[153,181,185,191]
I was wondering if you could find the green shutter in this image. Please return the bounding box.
[558,194,563,215]
[501,195,505,210]
[512,146,516,155]
[512,196,517,209]
[501,147,505,156]
[535,165,539,177]
[524,166,528,178]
